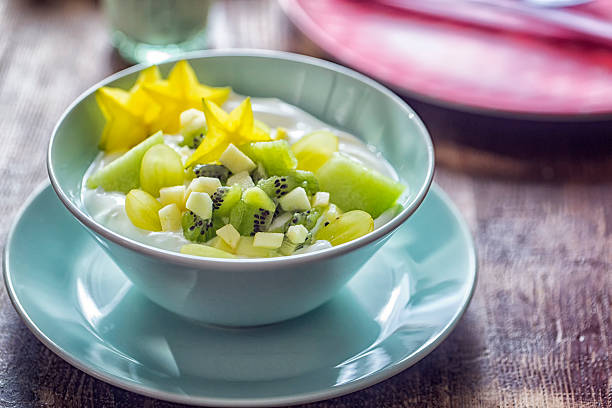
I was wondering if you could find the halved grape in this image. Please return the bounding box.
[140,144,184,196]
[125,189,163,231]
[314,210,373,246]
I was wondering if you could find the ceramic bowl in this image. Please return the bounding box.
[47,50,434,326]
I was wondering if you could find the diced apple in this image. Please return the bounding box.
[286,224,309,244]
[187,176,221,196]
[279,187,311,212]
[216,224,241,250]
[226,171,255,191]
[158,204,182,232]
[312,191,330,208]
[159,185,186,210]
[219,143,256,173]
[185,191,213,220]
[253,232,284,249]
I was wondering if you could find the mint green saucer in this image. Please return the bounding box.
[3,183,476,407]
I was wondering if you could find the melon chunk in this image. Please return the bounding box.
[291,130,338,172]
[180,244,236,259]
[316,154,404,218]
[87,131,164,193]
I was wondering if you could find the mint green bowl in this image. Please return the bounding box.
[48,50,434,326]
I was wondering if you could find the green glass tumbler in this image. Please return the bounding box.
[102,0,214,64]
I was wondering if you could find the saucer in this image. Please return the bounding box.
[3,183,476,407]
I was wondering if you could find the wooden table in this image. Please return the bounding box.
[1,1,611,406]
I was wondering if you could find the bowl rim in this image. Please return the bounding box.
[47,49,435,270]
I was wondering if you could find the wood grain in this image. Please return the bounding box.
[1,0,611,407]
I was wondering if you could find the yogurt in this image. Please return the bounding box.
[82,94,400,254]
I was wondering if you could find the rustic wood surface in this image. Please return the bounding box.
[1,0,611,407]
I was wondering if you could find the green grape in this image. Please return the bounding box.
[314,210,374,246]
[125,189,163,231]
[140,144,185,196]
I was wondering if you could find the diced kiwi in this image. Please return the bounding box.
[192,164,230,184]
[181,210,223,243]
[229,187,276,236]
[211,184,242,216]
[316,154,404,218]
[239,140,297,176]
[257,170,319,200]
[286,208,321,232]
[87,131,164,193]
[251,162,268,184]
[315,210,374,246]
[180,130,205,149]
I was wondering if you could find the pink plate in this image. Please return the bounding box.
[280,0,612,116]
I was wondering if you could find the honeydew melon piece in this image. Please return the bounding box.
[316,153,404,218]
[253,232,284,249]
[87,131,164,193]
[180,243,236,259]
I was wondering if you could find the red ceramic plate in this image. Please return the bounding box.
[280,0,612,117]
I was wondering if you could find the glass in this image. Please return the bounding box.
[102,0,214,64]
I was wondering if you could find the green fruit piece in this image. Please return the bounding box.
[316,154,404,218]
[180,243,236,259]
[140,144,185,197]
[211,184,242,216]
[240,140,297,175]
[315,210,374,246]
[234,236,278,258]
[257,170,319,199]
[181,211,223,242]
[192,164,230,184]
[87,131,164,193]
[125,189,163,231]
[291,130,338,172]
[286,208,321,232]
[230,187,276,236]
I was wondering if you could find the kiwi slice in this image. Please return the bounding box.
[229,187,276,236]
[182,211,223,243]
[257,170,319,200]
[285,208,321,232]
[240,140,297,176]
[192,164,230,184]
[180,129,206,149]
[211,184,241,216]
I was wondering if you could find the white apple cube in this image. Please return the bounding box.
[159,185,186,210]
[219,143,256,174]
[312,191,330,208]
[158,204,182,232]
[253,232,285,249]
[226,171,255,191]
[216,224,241,250]
[286,224,309,244]
[187,176,221,196]
[185,191,213,220]
[179,108,205,135]
[279,187,311,212]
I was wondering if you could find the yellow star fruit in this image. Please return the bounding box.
[96,87,148,153]
[143,60,231,134]
[185,97,271,167]
[96,66,162,152]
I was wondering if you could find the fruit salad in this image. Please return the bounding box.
[83,61,405,258]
